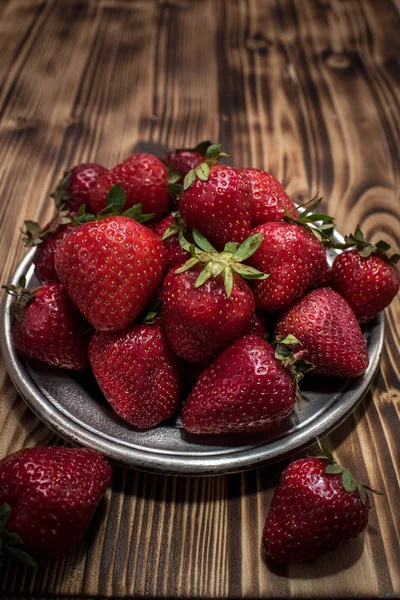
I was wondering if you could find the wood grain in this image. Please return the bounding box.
[0,0,399,597]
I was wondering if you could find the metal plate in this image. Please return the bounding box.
[0,246,384,475]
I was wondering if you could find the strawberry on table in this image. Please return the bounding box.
[162,229,268,362]
[52,163,109,213]
[331,227,400,323]
[90,153,169,220]
[0,446,112,565]
[21,210,74,283]
[262,439,382,563]
[90,318,181,429]
[182,335,312,434]
[55,185,165,332]
[3,280,90,370]
[275,287,369,378]
[241,168,297,226]
[179,144,252,250]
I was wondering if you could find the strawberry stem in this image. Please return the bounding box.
[315,438,384,505]
[283,195,336,247]
[0,504,38,570]
[274,335,314,408]
[176,229,269,297]
[2,277,39,323]
[21,210,71,248]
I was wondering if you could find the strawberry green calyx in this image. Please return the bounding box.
[167,166,182,206]
[335,225,400,263]
[0,503,38,570]
[2,276,39,324]
[161,212,186,241]
[316,438,384,505]
[183,144,230,191]
[51,171,71,210]
[176,228,269,297]
[21,210,71,248]
[174,140,214,156]
[73,184,156,226]
[284,195,336,246]
[274,335,314,407]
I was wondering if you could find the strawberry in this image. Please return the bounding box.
[182,335,312,434]
[311,258,332,289]
[0,446,111,565]
[262,440,382,563]
[21,211,74,283]
[153,212,189,271]
[179,144,252,250]
[52,163,109,213]
[90,154,168,220]
[330,227,399,323]
[90,320,181,429]
[275,287,369,378]
[3,280,90,370]
[165,140,211,182]
[162,229,268,362]
[241,168,297,226]
[247,221,327,312]
[55,203,165,331]
[243,311,268,337]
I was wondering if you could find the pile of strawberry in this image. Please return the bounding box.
[1,142,398,569]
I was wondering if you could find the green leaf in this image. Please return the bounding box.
[168,170,182,185]
[316,438,335,464]
[231,264,269,279]
[23,220,41,236]
[192,228,217,253]
[175,257,200,273]
[183,169,196,190]
[194,163,210,182]
[0,504,11,530]
[106,184,126,212]
[341,469,358,493]
[362,484,384,496]
[161,225,180,240]
[195,262,214,288]
[294,358,314,375]
[325,464,345,475]
[222,267,234,298]
[375,240,391,253]
[279,334,300,345]
[354,225,364,241]
[359,244,376,258]
[224,242,240,253]
[143,311,157,325]
[178,231,193,252]
[5,545,38,569]
[206,144,222,160]
[233,233,264,262]
[357,484,367,505]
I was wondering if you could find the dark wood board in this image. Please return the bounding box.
[0,0,399,597]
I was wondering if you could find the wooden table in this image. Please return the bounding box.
[1,0,399,597]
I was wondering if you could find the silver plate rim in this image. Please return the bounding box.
[0,248,384,476]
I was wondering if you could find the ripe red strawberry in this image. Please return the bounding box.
[179,145,252,250]
[241,168,297,226]
[0,446,111,564]
[52,163,109,213]
[275,287,369,378]
[262,440,382,563]
[330,228,399,323]
[153,212,189,271]
[311,258,332,289]
[162,230,268,362]
[90,154,168,219]
[165,150,204,180]
[182,335,311,434]
[247,221,326,312]
[22,211,74,283]
[55,216,164,331]
[243,311,268,337]
[4,281,90,370]
[90,321,181,429]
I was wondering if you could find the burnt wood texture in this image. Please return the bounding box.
[0,0,399,598]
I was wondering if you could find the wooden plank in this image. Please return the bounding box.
[0,0,399,597]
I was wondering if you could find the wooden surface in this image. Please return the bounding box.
[0,0,399,597]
